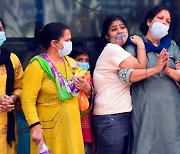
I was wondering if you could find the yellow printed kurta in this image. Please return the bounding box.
[0,53,23,154]
[21,56,84,154]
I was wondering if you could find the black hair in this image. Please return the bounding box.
[35,22,70,50]
[69,42,90,59]
[100,15,128,51]
[139,5,171,35]
[0,18,6,29]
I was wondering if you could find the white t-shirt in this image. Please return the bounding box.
[93,43,132,115]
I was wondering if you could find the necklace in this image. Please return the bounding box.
[62,57,68,80]
[31,53,79,101]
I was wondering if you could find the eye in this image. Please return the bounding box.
[120,26,126,29]
[166,20,171,24]
[157,16,163,20]
[111,28,118,32]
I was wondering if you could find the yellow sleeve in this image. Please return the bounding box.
[21,60,44,126]
[10,53,23,96]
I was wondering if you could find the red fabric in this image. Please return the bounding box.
[81,111,93,142]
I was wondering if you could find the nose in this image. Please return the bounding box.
[162,20,168,25]
[117,28,122,34]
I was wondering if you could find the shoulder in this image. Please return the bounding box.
[10,52,20,62]
[25,57,43,72]
[65,56,78,68]
[168,39,180,52]
[104,43,129,55]
[105,43,123,50]
[10,52,23,69]
[170,40,179,47]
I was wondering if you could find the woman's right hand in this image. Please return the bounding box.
[0,95,14,112]
[31,124,44,145]
[155,48,169,72]
[130,35,144,48]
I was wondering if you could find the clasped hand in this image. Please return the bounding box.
[73,76,91,94]
[0,95,14,112]
[156,48,169,72]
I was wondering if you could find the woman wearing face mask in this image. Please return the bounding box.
[93,15,168,154]
[0,18,23,154]
[21,22,91,154]
[123,5,180,154]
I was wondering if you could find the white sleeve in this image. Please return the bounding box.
[105,43,131,68]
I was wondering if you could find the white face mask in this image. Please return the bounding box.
[58,41,72,57]
[0,32,6,46]
[150,22,169,40]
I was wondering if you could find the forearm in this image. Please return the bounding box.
[165,68,180,82]
[136,46,146,68]
[129,67,159,83]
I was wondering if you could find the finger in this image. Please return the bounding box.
[76,77,85,83]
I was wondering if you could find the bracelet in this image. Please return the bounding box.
[145,69,148,78]
[166,68,171,75]
[85,84,92,95]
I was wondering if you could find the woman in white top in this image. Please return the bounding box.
[93,15,168,154]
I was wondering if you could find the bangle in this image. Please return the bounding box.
[166,68,171,75]
[85,84,92,95]
[145,69,148,78]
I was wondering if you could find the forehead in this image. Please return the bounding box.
[110,20,124,28]
[75,54,89,59]
[155,10,171,19]
[63,29,71,36]
[59,29,71,40]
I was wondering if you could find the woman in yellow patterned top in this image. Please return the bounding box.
[0,18,23,154]
[21,22,91,154]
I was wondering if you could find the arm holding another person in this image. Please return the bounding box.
[118,48,169,83]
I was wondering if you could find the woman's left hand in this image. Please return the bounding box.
[73,76,91,94]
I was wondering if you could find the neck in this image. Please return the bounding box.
[146,30,160,47]
[46,48,64,64]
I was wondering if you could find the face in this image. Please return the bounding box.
[56,29,71,49]
[148,10,171,28]
[74,54,89,63]
[0,21,5,32]
[106,20,128,46]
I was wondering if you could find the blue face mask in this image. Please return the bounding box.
[0,32,6,46]
[77,62,90,71]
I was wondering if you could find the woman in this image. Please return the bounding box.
[93,15,168,154]
[124,5,180,154]
[0,18,23,154]
[21,22,91,154]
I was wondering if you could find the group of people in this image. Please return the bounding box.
[0,5,179,154]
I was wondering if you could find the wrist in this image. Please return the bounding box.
[84,84,91,94]
[137,43,145,49]
[154,66,161,74]
[10,94,19,102]
[30,122,41,129]
[137,46,146,51]
[165,67,171,75]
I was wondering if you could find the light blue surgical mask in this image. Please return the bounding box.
[77,62,90,71]
[150,22,169,40]
[112,33,128,42]
[0,32,6,46]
